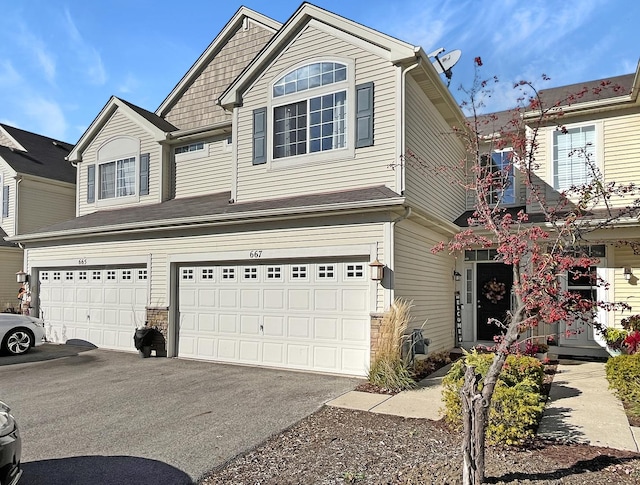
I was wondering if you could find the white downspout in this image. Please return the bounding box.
[13,176,22,236]
[385,206,412,308]
[399,57,421,195]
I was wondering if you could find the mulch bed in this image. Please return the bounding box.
[200,360,640,484]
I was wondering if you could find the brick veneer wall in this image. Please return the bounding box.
[146,307,169,357]
[370,313,384,362]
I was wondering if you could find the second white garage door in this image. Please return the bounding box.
[178,261,371,376]
[38,267,148,351]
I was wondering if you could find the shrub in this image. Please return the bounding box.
[606,353,640,406]
[441,350,545,445]
[368,299,416,392]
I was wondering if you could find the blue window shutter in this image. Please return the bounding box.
[2,186,8,217]
[140,153,150,196]
[355,82,374,148]
[87,165,95,203]
[252,107,267,165]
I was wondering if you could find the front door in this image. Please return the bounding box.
[476,263,513,341]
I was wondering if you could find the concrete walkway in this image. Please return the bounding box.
[327,363,449,420]
[327,359,640,452]
[538,359,639,451]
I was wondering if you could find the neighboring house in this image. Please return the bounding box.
[0,124,75,312]
[9,4,467,376]
[455,69,640,357]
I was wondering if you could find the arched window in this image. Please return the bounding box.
[272,62,347,97]
[271,62,349,159]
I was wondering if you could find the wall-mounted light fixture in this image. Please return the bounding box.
[624,267,633,281]
[369,259,385,282]
[16,270,28,283]
[453,270,462,281]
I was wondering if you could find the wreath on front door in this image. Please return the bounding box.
[483,278,506,304]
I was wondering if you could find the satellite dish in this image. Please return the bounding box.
[429,48,462,86]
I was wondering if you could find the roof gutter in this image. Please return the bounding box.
[523,94,633,120]
[8,196,406,244]
[164,121,232,143]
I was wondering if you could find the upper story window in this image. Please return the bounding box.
[252,59,373,167]
[87,136,149,205]
[272,62,348,160]
[552,124,596,191]
[99,157,136,199]
[0,174,8,219]
[481,149,515,205]
[273,62,347,98]
[175,142,204,155]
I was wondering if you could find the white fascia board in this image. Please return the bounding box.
[68,96,118,162]
[219,3,416,108]
[0,126,26,151]
[157,7,281,117]
[9,197,406,243]
[165,121,232,144]
[68,98,170,162]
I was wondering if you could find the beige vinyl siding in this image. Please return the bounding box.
[78,109,161,216]
[17,178,75,235]
[0,247,22,309]
[173,136,232,198]
[236,24,398,203]
[611,244,640,327]
[164,21,274,130]
[0,165,17,237]
[529,110,640,212]
[404,76,466,222]
[25,220,385,310]
[394,219,456,352]
[602,112,640,208]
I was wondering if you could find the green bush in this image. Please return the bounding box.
[606,353,640,405]
[441,351,545,445]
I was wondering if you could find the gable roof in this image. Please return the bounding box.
[68,97,178,162]
[219,2,418,108]
[10,185,404,242]
[156,6,281,119]
[0,124,75,184]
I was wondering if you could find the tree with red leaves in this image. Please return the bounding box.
[407,57,640,484]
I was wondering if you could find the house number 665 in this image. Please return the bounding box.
[78,258,87,265]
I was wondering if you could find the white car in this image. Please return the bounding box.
[0,314,45,356]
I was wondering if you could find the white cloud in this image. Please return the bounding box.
[0,60,22,86]
[15,25,57,83]
[117,73,140,94]
[63,7,107,85]
[23,97,68,141]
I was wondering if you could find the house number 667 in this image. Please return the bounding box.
[249,250,262,258]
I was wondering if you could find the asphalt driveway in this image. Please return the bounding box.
[0,344,361,484]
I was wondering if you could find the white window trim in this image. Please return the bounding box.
[485,147,519,207]
[547,121,603,192]
[174,141,208,162]
[266,57,355,170]
[93,136,141,208]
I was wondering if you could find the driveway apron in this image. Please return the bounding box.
[0,344,360,484]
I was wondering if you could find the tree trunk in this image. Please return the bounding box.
[461,364,488,484]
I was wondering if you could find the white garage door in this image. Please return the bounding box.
[38,267,148,351]
[178,261,370,376]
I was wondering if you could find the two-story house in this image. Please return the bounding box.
[9,4,467,376]
[454,68,640,357]
[0,124,75,311]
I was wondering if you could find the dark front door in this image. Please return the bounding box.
[477,263,513,341]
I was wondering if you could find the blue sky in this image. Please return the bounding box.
[1,0,638,143]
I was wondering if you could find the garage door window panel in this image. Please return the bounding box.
[221,267,236,280]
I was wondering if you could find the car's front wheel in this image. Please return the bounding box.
[3,328,33,355]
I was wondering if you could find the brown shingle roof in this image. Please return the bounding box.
[17,185,403,239]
